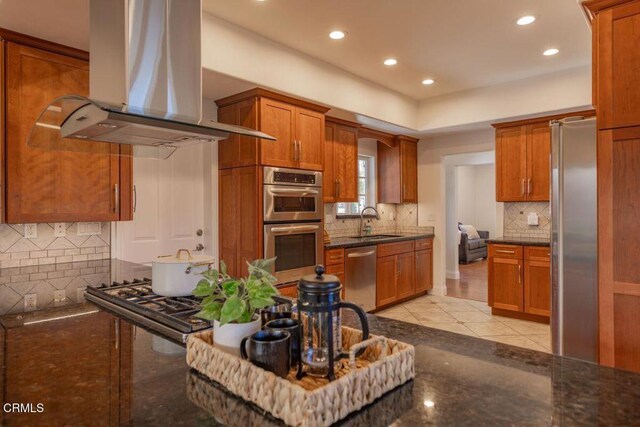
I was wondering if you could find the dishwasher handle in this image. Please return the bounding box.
[347,250,376,258]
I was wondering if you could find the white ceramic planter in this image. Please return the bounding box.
[213,318,261,356]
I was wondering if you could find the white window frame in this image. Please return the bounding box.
[336,155,376,216]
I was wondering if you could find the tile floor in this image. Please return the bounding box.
[376,294,551,353]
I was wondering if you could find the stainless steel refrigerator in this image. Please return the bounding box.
[550,116,598,362]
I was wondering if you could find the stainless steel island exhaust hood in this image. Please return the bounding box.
[29,0,274,159]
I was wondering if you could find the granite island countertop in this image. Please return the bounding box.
[486,236,551,247]
[325,232,435,250]
[2,260,640,426]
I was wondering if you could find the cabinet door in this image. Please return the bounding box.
[376,255,397,307]
[218,169,238,276]
[5,42,123,223]
[218,99,259,169]
[489,256,523,312]
[323,123,336,202]
[334,124,358,202]
[396,251,416,299]
[415,249,433,293]
[526,123,551,201]
[295,107,324,171]
[377,142,401,204]
[400,140,418,202]
[260,98,296,168]
[596,2,640,130]
[495,126,527,202]
[524,259,550,316]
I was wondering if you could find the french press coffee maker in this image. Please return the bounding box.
[296,265,369,381]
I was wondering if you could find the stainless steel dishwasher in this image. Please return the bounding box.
[345,246,377,312]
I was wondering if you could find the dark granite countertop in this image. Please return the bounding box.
[486,236,551,247]
[2,260,640,426]
[325,232,435,250]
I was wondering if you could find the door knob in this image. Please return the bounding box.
[196,229,203,236]
[195,243,205,251]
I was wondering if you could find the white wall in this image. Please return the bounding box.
[417,66,592,132]
[417,128,496,294]
[456,164,500,238]
[201,13,418,130]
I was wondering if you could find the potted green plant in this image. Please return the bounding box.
[192,257,279,354]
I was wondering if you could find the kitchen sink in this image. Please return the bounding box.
[349,234,401,240]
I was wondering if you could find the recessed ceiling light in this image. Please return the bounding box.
[329,30,345,40]
[384,58,397,66]
[543,48,559,56]
[422,79,435,85]
[516,15,536,26]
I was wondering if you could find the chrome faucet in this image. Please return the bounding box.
[360,206,381,237]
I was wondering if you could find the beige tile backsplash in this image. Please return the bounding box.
[0,223,110,268]
[503,202,551,239]
[324,203,433,239]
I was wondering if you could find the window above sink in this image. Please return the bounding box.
[337,155,375,217]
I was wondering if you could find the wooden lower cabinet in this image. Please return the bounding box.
[488,243,550,321]
[277,283,298,299]
[376,255,398,307]
[415,249,433,293]
[395,252,416,300]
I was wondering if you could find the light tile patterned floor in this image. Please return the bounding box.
[377,294,551,353]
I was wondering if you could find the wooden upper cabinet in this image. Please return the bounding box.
[495,126,527,202]
[526,122,551,201]
[3,40,131,223]
[216,88,329,171]
[377,134,419,204]
[324,118,359,203]
[593,1,640,130]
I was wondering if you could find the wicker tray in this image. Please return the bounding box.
[186,326,415,427]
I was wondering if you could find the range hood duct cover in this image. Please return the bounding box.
[28,0,274,159]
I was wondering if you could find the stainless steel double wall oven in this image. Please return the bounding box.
[263,167,323,284]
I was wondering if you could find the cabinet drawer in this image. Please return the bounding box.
[325,263,344,275]
[415,238,432,251]
[325,248,344,266]
[277,283,298,298]
[525,246,551,262]
[489,244,523,259]
[377,240,415,258]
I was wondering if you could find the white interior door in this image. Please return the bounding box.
[116,145,207,264]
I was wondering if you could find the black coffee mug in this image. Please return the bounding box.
[264,318,301,366]
[240,330,291,378]
[260,302,293,326]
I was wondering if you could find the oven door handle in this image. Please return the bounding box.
[269,225,321,234]
[268,188,320,196]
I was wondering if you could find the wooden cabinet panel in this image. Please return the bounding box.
[400,140,418,203]
[525,246,551,262]
[325,248,345,266]
[376,255,397,307]
[4,42,129,223]
[396,252,415,300]
[415,249,433,293]
[377,240,415,258]
[488,244,523,260]
[296,108,324,171]
[489,256,523,312]
[218,167,262,277]
[259,98,296,168]
[415,238,432,251]
[496,126,527,202]
[324,120,358,202]
[218,99,259,169]
[277,283,298,299]
[596,2,640,130]
[524,259,551,316]
[526,123,551,201]
[323,123,336,201]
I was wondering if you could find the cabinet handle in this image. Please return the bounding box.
[496,249,515,254]
[527,179,532,196]
[293,141,297,161]
[518,263,522,285]
[521,178,525,196]
[133,184,137,213]
[114,184,119,214]
[114,318,120,350]
[298,140,302,160]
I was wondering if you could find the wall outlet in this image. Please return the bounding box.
[24,294,37,311]
[77,287,87,303]
[77,222,102,236]
[24,224,37,239]
[54,223,66,237]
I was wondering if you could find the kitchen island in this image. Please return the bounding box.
[1,260,640,426]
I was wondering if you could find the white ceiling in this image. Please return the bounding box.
[203,0,592,100]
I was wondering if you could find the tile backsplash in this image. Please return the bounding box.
[0,223,110,269]
[503,202,550,239]
[324,203,433,239]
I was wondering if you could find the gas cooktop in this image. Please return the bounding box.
[85,279,211,343]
